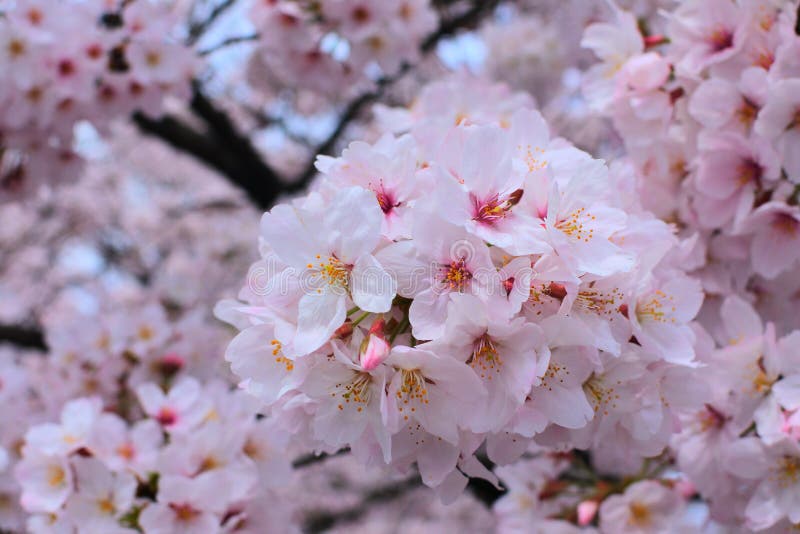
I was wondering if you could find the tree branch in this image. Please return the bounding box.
[0,323,47,351]
[291,448,350,469]
[302,475,422,533]
[188,0,236,45]
[198,33,260,56]
[134,86,287,211]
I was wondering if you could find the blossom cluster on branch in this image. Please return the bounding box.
[5,0,800,532]
[0,0,195,200]
[578,0,800,530]
[1,293,294,533]
[220,76,708,506]
[247,0,438,96]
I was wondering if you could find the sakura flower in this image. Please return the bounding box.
[740,201,800,278]
[581,4,644,110]
[240,420,292,490]
[158,422,258,506]
[431,294,546,433]
[688,67,767,132]
[136,377,210,433]
[385,346,485,445]
[753,330,800,444]
[598,480,684,533]
[754,78,800,182]
[379,212,500,341]
[512,346,595,436]
[63,457,137,533]
[738,440,800,530]
[316,134,421,239]
[225,323,307,406]
[543,160,634,278]
[629,273,703,364]
[296,341,392,462]
[667,0,745,76]
[14,451,73,513]
[24,397,102,456]
[430,121,548,255]
[492,456,574,533]
[260,186,396,355]
[692,132,779,230]
[138,475,223,534]
[87,415,163,476]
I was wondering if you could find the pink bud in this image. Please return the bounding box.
[622,52,670,93]
[360,334,390,371]
[675,478,696,499]
[158,352,184,376]
[577,500,598,526]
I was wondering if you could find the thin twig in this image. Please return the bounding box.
[302,475,422,533]
[0,323,47,351]
[188,0,236,45]
[198,33,260,56]
[292,447,350,469]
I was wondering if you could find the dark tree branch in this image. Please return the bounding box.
[188,0,236,45]
[467,475,505,506]
[300,467,505,532]
[0,323,47,351]
[302,475,422,533]
[796,3,800,35]
[291,448,350,469]
[198,33,260,56]
[422,0,500,53]
[134,87,287,211]
[289,69,407,192]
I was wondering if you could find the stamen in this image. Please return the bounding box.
[440,258,472,291]
[468,334,502,379]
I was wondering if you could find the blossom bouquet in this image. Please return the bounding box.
[2,0,800,533]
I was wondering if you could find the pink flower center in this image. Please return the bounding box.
[440,258,472,291]
[57,59,76,77]
[472,189,524,225]
[708,27,733,53]
[736,158,762,187]
[735,98,758,128]
[170,503,201,522]
[698,404,727,431]
[156,407,178,426]
[116,442,136,460]
[469,335,503,379]
[351,6,371,24]
[371,183,400,214]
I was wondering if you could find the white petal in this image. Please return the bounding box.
[350,254,395,312]
[294,292,346,355]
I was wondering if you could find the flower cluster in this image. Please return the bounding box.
[0,0,195,200]
[493,453,696,533]
[582,0,800,284]
[220,76,706,500]
[14,382,293,534]
[581,1,800,530]
[0,294,290,532]
[247,0,437,96]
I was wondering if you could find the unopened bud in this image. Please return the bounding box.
[360,334,390,371]
[577,500,598,526]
